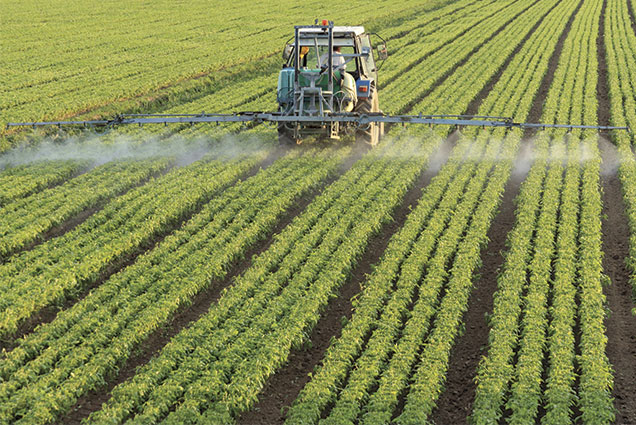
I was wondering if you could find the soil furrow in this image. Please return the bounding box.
[626,0,636,35]
[597,0,611,128]
[596,2,636,419]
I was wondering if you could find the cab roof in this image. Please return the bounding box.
[298,26,365,37]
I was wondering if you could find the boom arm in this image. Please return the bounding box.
[5,112,629,133]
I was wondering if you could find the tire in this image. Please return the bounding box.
[355,91,380,146]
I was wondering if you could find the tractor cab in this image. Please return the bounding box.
[277,21,388,145]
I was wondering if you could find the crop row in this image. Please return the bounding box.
[392,0,583,416]
[502,0,604,415]
[544,0,614,420]
[0,160,84,205]
[101,75,276,143]
[0,147,346,424]
[0,150,266,339]
[84,136,440,424]
[380,0,505,88]
[408,0,579,123]
[505,138,564,423]
[0,158,169,261]
[393,0,584,418]
[465,3,581,410]
[578,136,615,424]
[375,0,479,43]
[469,136,549,423]
[558,1,614,421]
[395,136,513,425]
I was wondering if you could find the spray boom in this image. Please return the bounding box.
[5,112,630,134]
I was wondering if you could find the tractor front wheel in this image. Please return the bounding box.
[355,91,381,146]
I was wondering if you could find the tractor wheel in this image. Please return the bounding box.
[355,91,381,146]
[278,126,296,147]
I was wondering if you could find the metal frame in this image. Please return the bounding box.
[294,23,335,115]
[6,112,629,133]
[292,22,340,139]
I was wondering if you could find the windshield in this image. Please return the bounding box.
[298,45,357,72]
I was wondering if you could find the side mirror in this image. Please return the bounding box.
[282,44,293,61]
[376,43,388,61]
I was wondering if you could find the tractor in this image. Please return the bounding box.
[277,20,388,146]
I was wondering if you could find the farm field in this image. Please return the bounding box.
[2,0,636,424]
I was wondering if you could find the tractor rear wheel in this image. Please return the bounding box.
[355,91,381,146]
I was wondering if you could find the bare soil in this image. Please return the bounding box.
[596,3,636,420]
[597,0,611,128]
[626,0,636,35]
